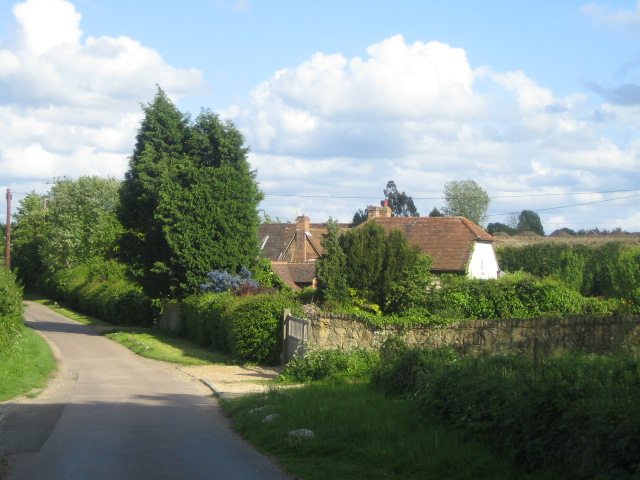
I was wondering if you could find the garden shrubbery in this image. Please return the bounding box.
[181,292,239,353]
[0,267,24,353]
[280,348,379,382]
[181,290,301,364]
[374,342,640,479]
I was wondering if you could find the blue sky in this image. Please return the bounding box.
[1,0,640,233]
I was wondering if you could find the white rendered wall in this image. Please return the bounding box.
[467,242,499,279]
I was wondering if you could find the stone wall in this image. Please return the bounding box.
[301,313,640,358]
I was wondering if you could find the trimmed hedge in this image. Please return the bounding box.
[45,260,153,326]
[497,242,640,302]
[181,292,239,353]
[424,273,624,321]
[0,267,24,353]
[181,291,301,364]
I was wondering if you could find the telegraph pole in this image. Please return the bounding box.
[5,188,11,270]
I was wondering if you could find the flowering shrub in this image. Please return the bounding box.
[200,266,258,293]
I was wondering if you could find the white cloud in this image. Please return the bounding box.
[225,34,640,231]
[0,0,207,183]
[581,1,640,36]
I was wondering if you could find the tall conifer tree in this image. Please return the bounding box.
[118,88,262,298]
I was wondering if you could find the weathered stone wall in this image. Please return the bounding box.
[303,313,640,358]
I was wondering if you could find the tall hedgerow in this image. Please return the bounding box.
[0,268,24,353]
[497,242,640,302]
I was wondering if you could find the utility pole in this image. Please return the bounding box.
[5,188,11,270]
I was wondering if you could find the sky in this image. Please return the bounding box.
[1,0,640,233]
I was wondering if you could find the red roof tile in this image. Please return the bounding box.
[270,262,317,290]
[360,216,494,273]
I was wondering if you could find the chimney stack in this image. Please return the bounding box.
[367,202,392,219]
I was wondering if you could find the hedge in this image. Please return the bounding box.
[45,260,153,326]
[181,291,301,364]
[0,267,24,353]
[424,273,627,320]
[497,242,640,301]
[180,292,240,353]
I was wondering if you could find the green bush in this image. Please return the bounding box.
[226,292,301,364]
[280,348,378,382]
[373,338,458,396]
[0,267,24,353]
[412,351,640,478]
[180,292,239,352]
[424,273,614,321]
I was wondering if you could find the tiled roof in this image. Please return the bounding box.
[360,216,494,273]
[258,223,349,262]
[270,262,317,290]
[258,223,326,262]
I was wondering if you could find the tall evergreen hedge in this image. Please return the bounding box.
[497,242,640,301]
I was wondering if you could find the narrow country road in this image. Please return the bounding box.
[0,302,293,480]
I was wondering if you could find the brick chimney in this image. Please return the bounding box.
[294,215,311,261]
[367,201,392,219]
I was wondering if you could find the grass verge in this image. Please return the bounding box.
[105,329,231,366]
[223,379,552,480]
[24,292,232,366]
[24,291,112,327]
[0,325,57,401]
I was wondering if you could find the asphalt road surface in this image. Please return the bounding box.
[0,302,294,480]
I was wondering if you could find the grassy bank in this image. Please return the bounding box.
[223,379,550,480]
[0,325,56,401]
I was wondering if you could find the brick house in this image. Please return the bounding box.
[258,205,499,289]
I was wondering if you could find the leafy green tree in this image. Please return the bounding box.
[118,88,262,298]
[442,179,490,226]
[384,180,419,217]
[516,210,545,235]
[428,207,443,217]
[41,176,122,272]
[340,222,387,300]
[339,222,421,307]
[11,192,51,287]
[315,221,349,305]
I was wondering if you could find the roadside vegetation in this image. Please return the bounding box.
[0,325,56,402]
[223,343,640,480]
[4,86,640,478]
[105,329,230,366]
[224,380,547,480]
[0,271,56,401]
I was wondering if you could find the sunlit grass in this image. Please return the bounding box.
[0,325,56,401]
[105,329,231,365]
[224,379,552,480]
[24,291,111,326]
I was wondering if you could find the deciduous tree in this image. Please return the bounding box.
[516,210,544,236]
[442,179,490,226]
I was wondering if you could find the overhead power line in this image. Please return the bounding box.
[488,193,640,218]
[264,188,640,201]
